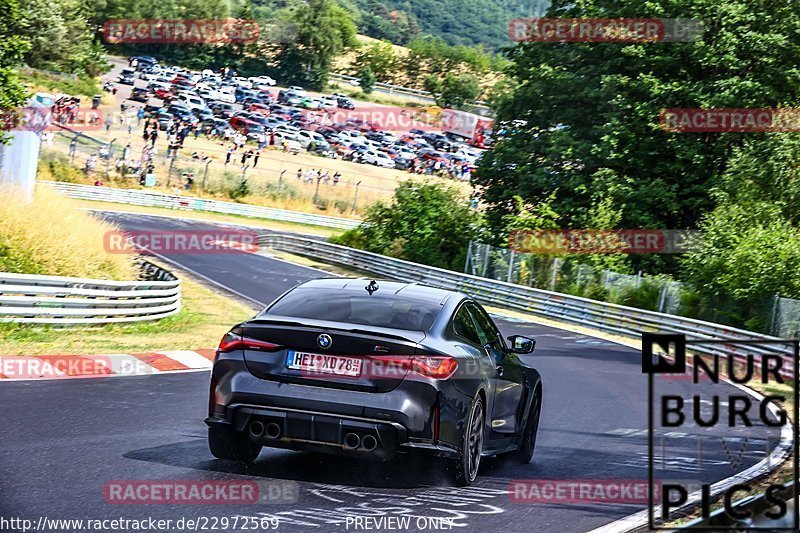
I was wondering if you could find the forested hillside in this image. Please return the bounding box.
[253,0,550,49]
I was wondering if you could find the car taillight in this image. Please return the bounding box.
[217,332,281,353]
[370,355,458,380]
[412,356,458,380]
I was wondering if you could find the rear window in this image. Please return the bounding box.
[265,288,442,331]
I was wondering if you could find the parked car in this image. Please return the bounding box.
[295,130,326,149]
[337,97,355,110]
[153,87,174,101]
[129,87,150,102]
[229,116,266,139]
[250,75,276,87]
[118,68,137,85]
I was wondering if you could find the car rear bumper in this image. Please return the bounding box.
[207,356,467,460]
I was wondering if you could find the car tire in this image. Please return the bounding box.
[208,427,261,463]
[516,391,541,464]
[451,394,484,486]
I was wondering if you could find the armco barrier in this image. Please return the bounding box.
[0,260,180,325]
[42,181,361,230]
[259,234,796,376]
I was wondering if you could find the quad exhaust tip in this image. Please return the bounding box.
[361,434,378,451]
[265,422,281,439]
[249,420,265,438]
[344,433,361,449]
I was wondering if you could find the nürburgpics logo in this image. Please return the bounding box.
[643,333,798,530]
[102,19,260,44]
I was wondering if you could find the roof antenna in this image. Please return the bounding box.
[365,280,379,295]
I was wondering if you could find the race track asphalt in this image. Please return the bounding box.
[0,212,784,533]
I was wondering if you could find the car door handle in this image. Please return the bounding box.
[496,365,504,377]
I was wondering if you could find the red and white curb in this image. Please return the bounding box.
[0,349,216,381]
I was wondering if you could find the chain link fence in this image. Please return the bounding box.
[41,126,399,216]
[466,241,694,316]
[771,295,800,338]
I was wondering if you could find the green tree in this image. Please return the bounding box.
[358,65,376,94]
[0,0,31,144]
[474,0,800,236]
[680,201,800,330]
[354,40,396,82]
[274,0,357,89]
[17,0,108,76]
[331,180,483,269]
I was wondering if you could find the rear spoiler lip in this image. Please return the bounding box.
[244,316,428,344]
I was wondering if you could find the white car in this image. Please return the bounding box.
[287,86,307,97]
[284,139,302,154]
[139,71,159,82]
[395,148,417,160]
[231,77,252,88]
[362,150,394,168]
[250,76,276,87]
[295,130,326,149]
[273,129,299,143]
[337,130,364,143]
[320,96,338,108]
[177,94,206,111]
[361,139,383,150]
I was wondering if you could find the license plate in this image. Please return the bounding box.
[286,351,363,377]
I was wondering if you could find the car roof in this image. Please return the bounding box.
[292,278,464,306]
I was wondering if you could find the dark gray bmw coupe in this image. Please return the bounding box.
[206,278,542,485]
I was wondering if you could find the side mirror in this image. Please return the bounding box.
[508,335,536,354]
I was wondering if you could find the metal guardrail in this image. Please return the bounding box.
[258,234,796,376]
[329,73,494,116]
[0,260,181,325]
[42,181,361,230]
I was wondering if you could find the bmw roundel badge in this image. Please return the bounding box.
[317,334,333,349]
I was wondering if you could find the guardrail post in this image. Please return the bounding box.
[550,258,560,290]
[352,181,361,213]
[769,293,780,335]
[657,278,669,313]
[202,160,211,192]
[167,155,175,186]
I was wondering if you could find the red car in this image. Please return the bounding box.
[249,103,271,116]
[154,88,174,100]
